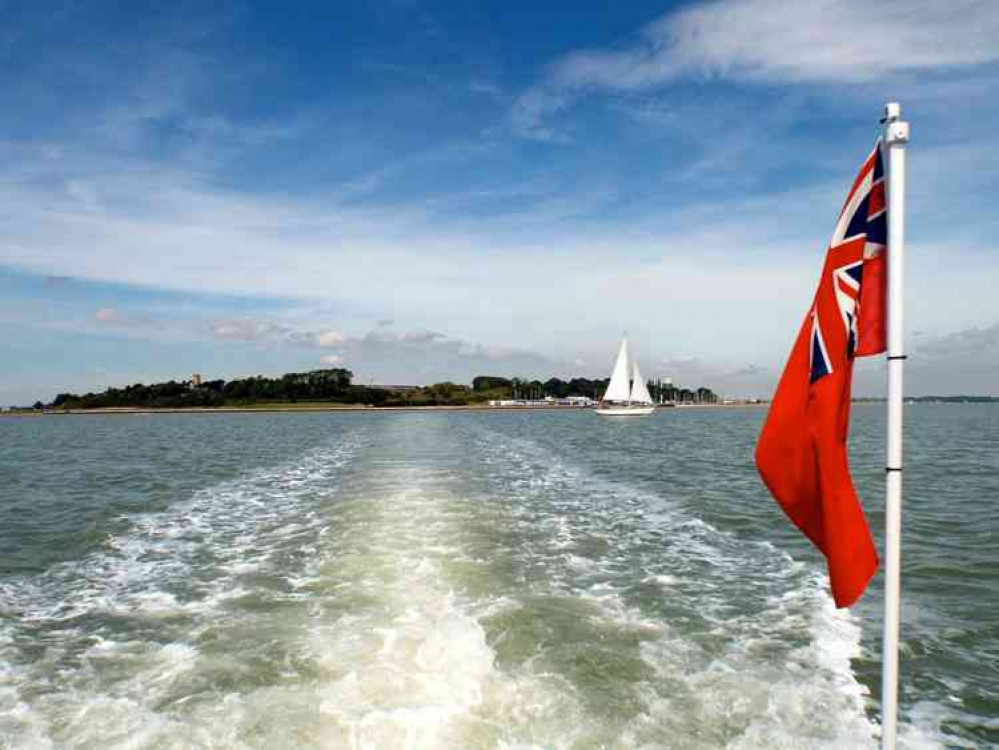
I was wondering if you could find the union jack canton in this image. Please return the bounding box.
[810,142,888,383]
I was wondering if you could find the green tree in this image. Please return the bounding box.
[472,376,512,392]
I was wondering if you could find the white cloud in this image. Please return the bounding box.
[660,0,999,84]
[209,321,353,350]
[316,330,345,348]
[210,320,293,343]
[513,0,999,137]
[200,315,554,380]
[510,88,571,141]
[5,148,995,385]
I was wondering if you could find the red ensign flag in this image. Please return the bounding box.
[756,142,887,608]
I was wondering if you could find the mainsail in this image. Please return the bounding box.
[603,336,632,402]
[630,362,653,404]
[597,334,656,416]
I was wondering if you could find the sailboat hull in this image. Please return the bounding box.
[595,404,656,417]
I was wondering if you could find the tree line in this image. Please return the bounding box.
[47,369,359,409]
[472,376,717,404]
[39,370,717,410]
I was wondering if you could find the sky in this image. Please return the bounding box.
[2,0,998,405]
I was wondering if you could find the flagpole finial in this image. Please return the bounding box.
[882,102,909,145]
[882,102,901,123]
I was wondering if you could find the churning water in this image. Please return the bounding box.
[0,406,995,748]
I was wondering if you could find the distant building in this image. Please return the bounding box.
[489,396,594,408]
[191,373,203,386]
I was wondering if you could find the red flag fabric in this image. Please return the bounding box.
[756,143,886,608]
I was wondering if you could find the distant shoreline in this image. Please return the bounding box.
[2,402,772,417]
[5,404,558,416]
[5,400,993,417]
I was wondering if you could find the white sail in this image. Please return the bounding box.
[630,362,654,404]
[603,336,632,402]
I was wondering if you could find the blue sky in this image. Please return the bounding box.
[2,0,998,404]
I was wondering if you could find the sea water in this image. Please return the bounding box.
[0,405,995,749]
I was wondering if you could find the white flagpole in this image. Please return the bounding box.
[881,101,909,750]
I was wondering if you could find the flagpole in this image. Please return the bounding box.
[880,101,909,750]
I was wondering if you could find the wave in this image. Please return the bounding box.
[0,435,362,749]
[462,424,899,749]
[0,416,954,748]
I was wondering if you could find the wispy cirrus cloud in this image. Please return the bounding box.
[512,0,999,138]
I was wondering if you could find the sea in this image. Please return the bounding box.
[0,405,995,749]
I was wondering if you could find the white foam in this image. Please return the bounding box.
[303,481,502,748]
[620,574,880,749]
[0,420,963,748]
[467,425,909,749]
[0,437,363,750]
[736,576,879,748]
[898,700,978,750]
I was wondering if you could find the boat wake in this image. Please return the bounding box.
[0,416,951,748]
[0,436,362,749]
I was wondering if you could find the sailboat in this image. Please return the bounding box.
[596,335,656,417]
